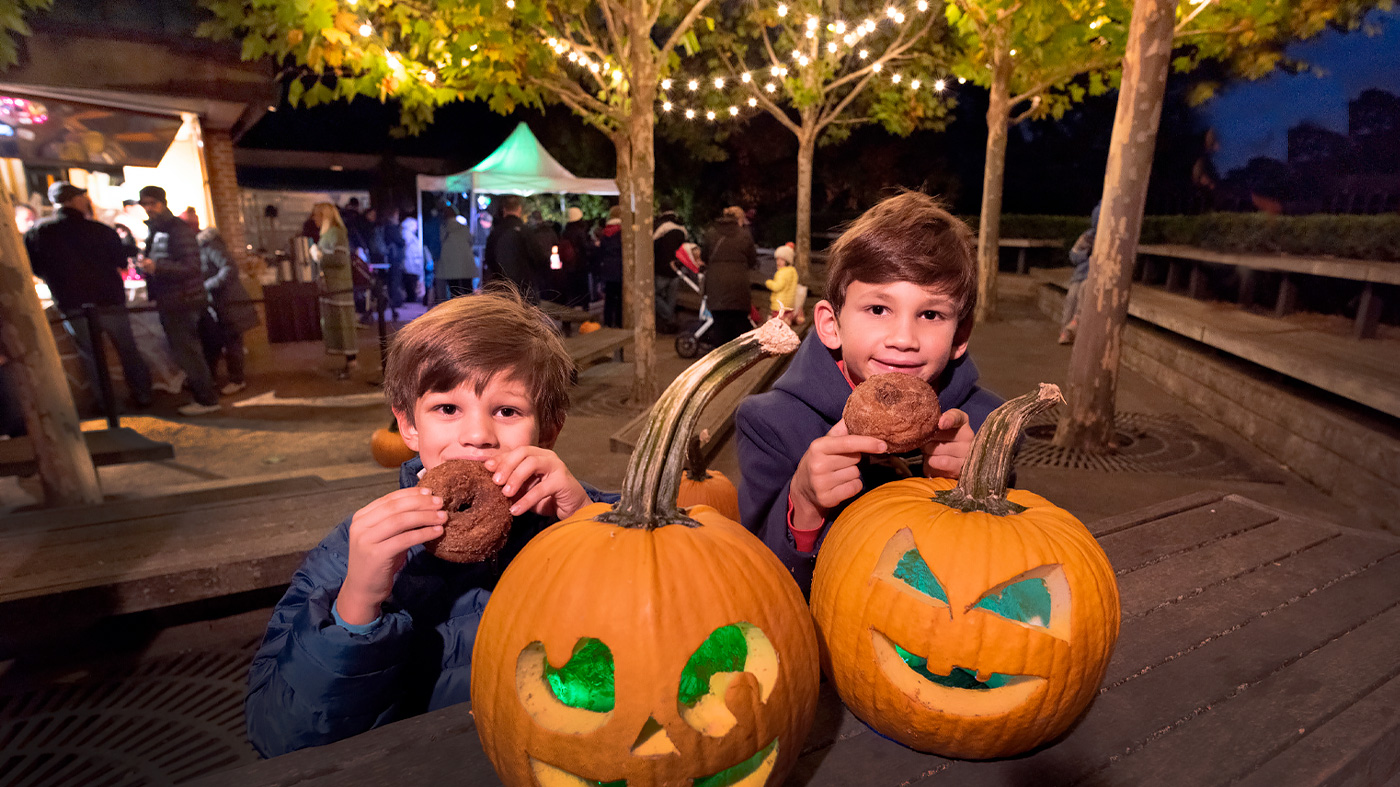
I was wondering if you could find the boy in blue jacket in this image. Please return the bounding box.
[735,192,1004,593]
[245,291,615,757]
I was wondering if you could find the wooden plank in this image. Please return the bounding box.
[1233,672,1400,787]
[562,327,633,367]
[1000,238,1065,248]
[0,427,174,477]
[1354,282,1382,340]
[1097,495,1281,574]
[1137,244,1400,286]
[1113,514,1333,617]
[1084,604,1400,786]
[1085,490,1227,537]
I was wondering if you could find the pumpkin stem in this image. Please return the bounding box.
[934,383,1063,516]
[683,432,710,482]
[601,320,800,529]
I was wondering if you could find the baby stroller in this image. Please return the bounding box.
[672,244,763,359]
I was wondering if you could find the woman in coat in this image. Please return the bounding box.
[311,202,358,378]
[701,205,758,344]
[197,227,260,395]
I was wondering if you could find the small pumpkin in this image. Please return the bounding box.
[810,384,1120,759]
[578,320,603,334]
[676,431,740,521]
[370,419,417,468]
[472,320,818,787]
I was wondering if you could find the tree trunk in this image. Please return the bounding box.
[974,40,1013,323]
[0,190,102,505]
[626,0,658,403]
[794,125,816,283]
[1054,0,1178,451]
[614,132,634,331]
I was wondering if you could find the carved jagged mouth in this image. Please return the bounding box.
[528,738,778,787]
[871,631,1044,714]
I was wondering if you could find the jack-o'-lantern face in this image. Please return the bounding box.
[811,477,1120,759]
[472,504,820,787]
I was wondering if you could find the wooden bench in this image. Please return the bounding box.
[536,300,595,336]
[0,426,174,478]
[0,471,399,655]
[188,492,1400,787]
[610,323,810,457]
[562,326,633,368]
[1137,243,1400,339]
[1001,237,1065,274]
[1033,268,1400,419]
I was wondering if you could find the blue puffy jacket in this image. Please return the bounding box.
[245,458,618,757]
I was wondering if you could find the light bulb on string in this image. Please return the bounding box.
[958,76,966,83]
[567,51,579,62]
[470,44,478,51]
[872,61,882,72]
[706,109,716,120]
[893,11,904,22]
[728,106,738,116]
[791,49,801,60]
[910,78,920,89]
[359,22,373,36]
[506,0,513,7]
[777,3,787,16]
[805,28,815,38]
[885,7,896,18]
[765,82,776,92]
[661,78,672,90]
[748,97,758,106]
[934,78,946,91]
[663,100,673,111]
[916,0,928,9]
[685,108,695,119]
[714,76,725,88]
[1009,49,1017,55]
[547,37,557,46]
[797,55,810,66]
[827,42,837,53]
[741,72,751,83]
[589,62,600,74]
[806,16,818,29]
[892,73,901,83]
[688,79,699,91]
[834,20,846,33]
[424,70,437,83]
[858,49,868,59]
[844,34,856,45]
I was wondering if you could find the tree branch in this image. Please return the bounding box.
[660,0,717,57]
[818,65,879,132]
[1009,95,1041,124]
[825,11,936,94]
[1009,55,1115,106]
[715,48,802,135]
[1175,0,1215,33]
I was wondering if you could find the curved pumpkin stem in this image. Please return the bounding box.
[683,432,710,482]
[934,383,1063,516]
[602,320,800,529]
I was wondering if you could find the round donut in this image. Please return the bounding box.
[418,459,514,563]
[843,373,942,454]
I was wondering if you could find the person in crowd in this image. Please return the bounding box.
[482,195,533,301]
[341,198,376,315]
[243,290,616,757]
[26,181,154,411]
[435,204,479,299]
[311,202,359,379]
[1059,201,1101,345]
[766,242,800,323]
[652,204,687,333]
[472,210,493,274]
[114,223,140,268]
[136,186,220,415]
[524,209,562,303]
[559,206,594,308]
[377,207,407,318]
[179,206,201,232]
[13,202,36,234]
[197,226,259,395]
[400,213,432,308]
[700,205,759,345]
[735,191,1003,594]
[597,205,625,327]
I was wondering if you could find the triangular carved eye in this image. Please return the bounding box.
[875,529,949,609]
[970,565,1071,640]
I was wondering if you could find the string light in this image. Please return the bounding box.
[910,78,920,89]
[688,79,699,90]
[916,0,928,9]
[741,72,751,82]
[885,7,897,18]
[661,78,672,90]
[728,105,739,116]
[834,20,847,33]
[1009,49,1017,55]
[934,78,946,91]
[892,73,902,83]
[663,100,673,111]
[859,49,869,59]
[827,41,837,53]
[797,55,810,66]
[765,82,777,92]
[805,28,816,38]
[685,108,695,119]
[706,109,716,120]
[359,22,373,36]
[958,77,966,83]
[714,76,725,88]
[806,16,818,29]
[506,0,514,7]
[893,11,905,22]
[748,97,758,106]
[872,61,882,72]
[777,2,787,15]
[424,70,437,83]
[791,49,801,59]
[589,62,600,73]
[470,44,478,51]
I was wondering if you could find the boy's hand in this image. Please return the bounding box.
[791,420,887,532]
[921,409,973,479]
[486,447,590,521]
[340,487,446,625]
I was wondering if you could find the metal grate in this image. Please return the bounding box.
[0,641,260,787]
[1016,409,1287,483]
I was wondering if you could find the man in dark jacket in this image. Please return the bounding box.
[26,181,153,410]
[700,206,758,344]
[136,185,220,415]
[197,227,259,395]
[482,195,534,301]
[559,207,594,307]
[652,205,687,333]
[524,210,561,302]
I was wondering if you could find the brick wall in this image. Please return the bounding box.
[203,129,247,269]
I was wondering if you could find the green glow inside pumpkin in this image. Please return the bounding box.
[679,625,748,707]
[893,642,1013,690]
[693,739,777,787]
[543,638,615,712]
[974,578,1052,628]
[894,549,948,603]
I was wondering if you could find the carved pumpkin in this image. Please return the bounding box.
[676,432,740,521]
[472,321,817,786]
[579,320,603,334]
[370,419,417,468]
[810,384,1120,759]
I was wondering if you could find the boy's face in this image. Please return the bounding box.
[814,279,971,386]
[395,372,557,471]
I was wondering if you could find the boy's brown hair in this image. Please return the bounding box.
[385,288,574,437]
[825,191,978,320]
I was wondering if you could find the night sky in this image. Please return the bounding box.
[1203,7,1400,173]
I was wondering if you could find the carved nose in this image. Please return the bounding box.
[631,716,677,756]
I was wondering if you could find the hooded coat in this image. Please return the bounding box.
[735,331,1004,594]
[700,215,757,312]
[244,457,618,757]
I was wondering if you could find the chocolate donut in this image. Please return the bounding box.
[843,373,942,454]
[419,459,514,563]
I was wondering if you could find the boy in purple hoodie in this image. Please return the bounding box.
[735,192,1004,593]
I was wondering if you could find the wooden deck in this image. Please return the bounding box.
[188,492,1400,787]
[0,426,174,478]
[1033,268,1400,419]
[0,472,398,654]
[562,326,633,368]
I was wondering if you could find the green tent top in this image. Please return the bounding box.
[416,122,619,196]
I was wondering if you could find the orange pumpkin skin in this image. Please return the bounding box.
[472,502,820,786]
[810,476,1119,759]
[579,320,603,334]
[370,427,417,468]
[677,470,740,521]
